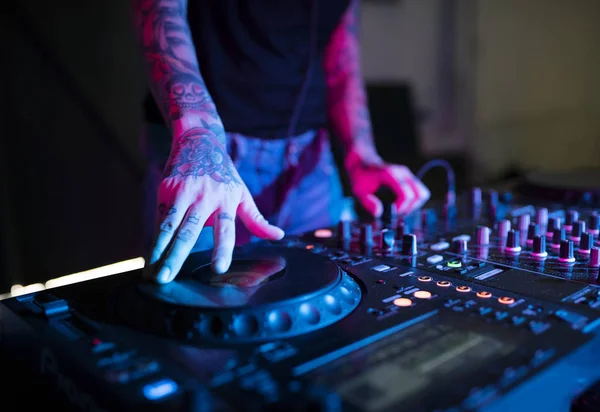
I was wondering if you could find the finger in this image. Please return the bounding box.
[410,178,431,210]
[393,181,416,216]
[144,202,188,278]
[155,206,211,284]
[238,188,284,239]
[211,209,237,274]
[356,193,383,218]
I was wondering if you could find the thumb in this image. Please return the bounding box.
[357,193,383,218]
[238,189,285,240]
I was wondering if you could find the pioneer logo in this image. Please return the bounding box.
[41,347,108,412]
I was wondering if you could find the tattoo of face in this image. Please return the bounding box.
[135,0,218,125]
[164,121,240,186]
[187,213,200,225]
[218,213,234,221]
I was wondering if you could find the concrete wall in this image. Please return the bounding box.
[472,0,600,179]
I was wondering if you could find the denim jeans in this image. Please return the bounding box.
[140,123,346,253]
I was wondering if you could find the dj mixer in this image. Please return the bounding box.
[1,169,600,412]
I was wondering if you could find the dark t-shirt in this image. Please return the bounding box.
[143,0,349,139]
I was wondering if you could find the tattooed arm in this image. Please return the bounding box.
[132,0,284,283]
[323,0,430,217]
[323,0,382,171]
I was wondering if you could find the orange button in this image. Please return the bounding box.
[498,296,515,305]
[305,245,314,250]
[414,290,432,299]
[456,285,472,293]
[418,275,433,282]
[476,291,492,298]
[436,280,452,287]
[393,298,413,307]
[314,229,333,238]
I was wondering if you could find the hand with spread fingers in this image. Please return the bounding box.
[144,122,284,284]
[346,152,430,219]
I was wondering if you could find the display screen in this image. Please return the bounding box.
[306,319,515,412]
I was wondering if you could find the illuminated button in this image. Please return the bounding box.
[476,291,492,299]
[372,264,392,272]
[417,275,433,282]
[498,296,515,305]
[447,260,462,268]
[431,241,450,251]
[414,290,432,299]
[305,244,314,250]
[456,285,472,293]
[393,298,413,307]
[427,255,444,264]
[142,378,179,400]
[436,280,452,287]
[314,229,333,238]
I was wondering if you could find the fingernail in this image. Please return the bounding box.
[156,267,171,284]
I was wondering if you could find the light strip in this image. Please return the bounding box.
[0,257,145,300]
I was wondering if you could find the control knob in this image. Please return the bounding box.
[382,203,398,229]
[421,208,436,228]
[570,220,586,240]
[338,220,351,250]
[558,239,576,264]
[526,223,539,245]
[486,189,499,206]
[552,228,566,249]
[505,229,521,253]
[476,226,491,246]
[470,187,482,208]
[579,232,594,254]
[588,213,599,235]
[401,234,418,256]
[590,247,600,268]
[546,217,561,237]
[518,213,531,233]
[360,224,373,255]
[453,238,468,254]
[379,228,395,254]
[396,221,406,240]
[531,235,547,258]
[536,207,548,228]
[499,219,511,238]
[565,209,579,230]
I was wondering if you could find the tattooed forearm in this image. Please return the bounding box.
[323,0,382,168]
[132,0,220,129]
[164,121,241,185]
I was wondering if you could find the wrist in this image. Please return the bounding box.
[344,146,384,172]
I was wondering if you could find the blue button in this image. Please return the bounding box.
[142,378,178,401]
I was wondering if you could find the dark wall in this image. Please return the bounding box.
[2,2,148,291]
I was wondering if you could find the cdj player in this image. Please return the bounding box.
[2,169,600,411]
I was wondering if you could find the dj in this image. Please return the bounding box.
[133,0,430,284]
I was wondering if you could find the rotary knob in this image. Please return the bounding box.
[570,220,586,240]
[590,247,600,268]
[470,187,482,208]
[379,228,395,254]
[588,213,599,235]
[486,189,499,206]
[505,229,521,253]
[579,232,594,253]
[499,219,512,238]
[360,224,373,255]
[401,234,418,256]
[396,221,406,240]
[382,203,398,229]
[476,226,491,246]
[536,207,548,228]
[421,208,437,228]
[526,223,539,245]
[558,239,575,263]
[531,235,547,258]
[565,209,579,229]
[453,238,468,254]
[546,217,561,237]
[338,220,351,250]
[552,228,566,249]
[518,213,531,233]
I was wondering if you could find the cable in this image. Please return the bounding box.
[416,159,456,207]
